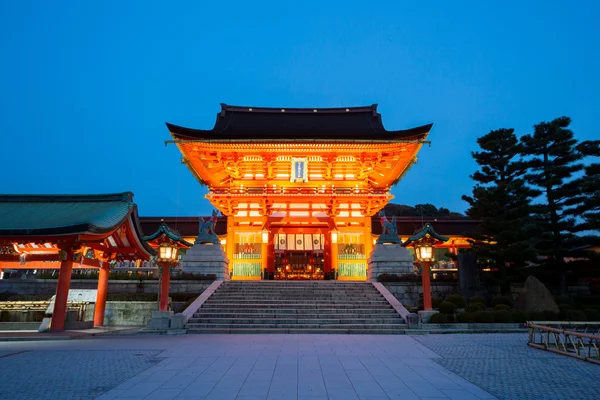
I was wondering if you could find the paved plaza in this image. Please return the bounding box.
[0,333,597,400]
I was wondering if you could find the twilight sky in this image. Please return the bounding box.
[1,1,598,217]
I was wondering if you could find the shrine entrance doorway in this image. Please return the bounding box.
[274,250,326,280]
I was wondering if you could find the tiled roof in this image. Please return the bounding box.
[144,223,193,247]
[167,103,432,141]
[0,192,135,236]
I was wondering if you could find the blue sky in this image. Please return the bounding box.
[1,1,598,217]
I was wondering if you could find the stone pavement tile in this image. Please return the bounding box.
[327,387,360,400]
[236,396,268,400]
[159,374,198,389]
[441,389,482,400]
[238,381,271,397]
[96,389,127,400]
[246,368,275,382]
[253,355,278,370]
[352,381,388,398]
[143,388,183,400]
[175,380,217,399]
[267,384,298,400]
[204,388,240,400]
[373,377,419,400]
[297,397,328,400]
[402,379,447,399]
[117,381,163,398]
[144,368,180,382]
[324,379,354,389]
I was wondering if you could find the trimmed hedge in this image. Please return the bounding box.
[429,313,448,323]
[473,311,494,323]
[565,310,587,321]
[530,311,546,320]
[432,296,444,309]
[469,296,486,306]
[585,308,600,321]
[466,303,485,313]
[492,295,512,307]
[543,310,559,321]
[456,312,475,323]
[439,301,457,315]
[494,310,512,323]
[494,304,511,312]
[512,310,529,323]
[445,295,466,309]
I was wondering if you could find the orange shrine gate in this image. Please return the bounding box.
[167,104,434,280]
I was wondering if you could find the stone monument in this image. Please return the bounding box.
[179,210,230,280]
[367,212,414,282]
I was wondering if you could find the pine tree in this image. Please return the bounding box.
[574,140,600,232]
[520,117,585,296]
[462,128,537,292]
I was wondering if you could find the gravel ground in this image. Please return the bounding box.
[414,333,600,400]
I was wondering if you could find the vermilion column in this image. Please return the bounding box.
[159,264,171,311]
[94,263,110,326]
[51,249,74,331]
[422,261,432,311]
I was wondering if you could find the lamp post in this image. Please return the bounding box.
[158,242,178,311]
[144,222,193,312]
[404,223,449,312]
[414,241,434,311]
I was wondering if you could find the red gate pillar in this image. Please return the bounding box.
[51,249,75,331]
[159,264,171,311]
[94,262,110,326]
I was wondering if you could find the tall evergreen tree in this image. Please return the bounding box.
[462,128,537,292]
[574,140,600,233]
[520,117,584,295]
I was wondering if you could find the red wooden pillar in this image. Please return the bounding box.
[422,261,432,311]
[94,263,110,326]
[159,264,171,311]
[51,249,74,331]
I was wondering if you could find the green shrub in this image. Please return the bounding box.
[494,310,512,323]
[469,296,486,306]
[584,308,600,321]
[543,310,559,321]
[429,313,448,323]
[492,295,512,307]
[445,295,466,308]
[554,295,572,306]
[512,310,529,323]
[456,312,475,323]
[446,313,455,322]
[494,304,511,312]
[530,311,546,321]
[467,303,485,313]
[439,301,457,315]
[432,296,444,308]
[473,311,494,323]
[565,310,587,321]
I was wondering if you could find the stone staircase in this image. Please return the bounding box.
[186,281,407,334]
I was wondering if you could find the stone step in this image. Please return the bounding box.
[193,308,398,318]
[186,327,408,334]
[200,303,394,309]
[187,318,403,324]
[185,323,406,329]
[204,299,389,304]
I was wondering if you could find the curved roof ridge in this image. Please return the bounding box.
[220,103,378,114]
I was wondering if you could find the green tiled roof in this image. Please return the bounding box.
[0,192,135,236]
[144,223,193,247]
[403,223,449,247]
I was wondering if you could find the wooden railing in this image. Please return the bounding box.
[528,321,600,365]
